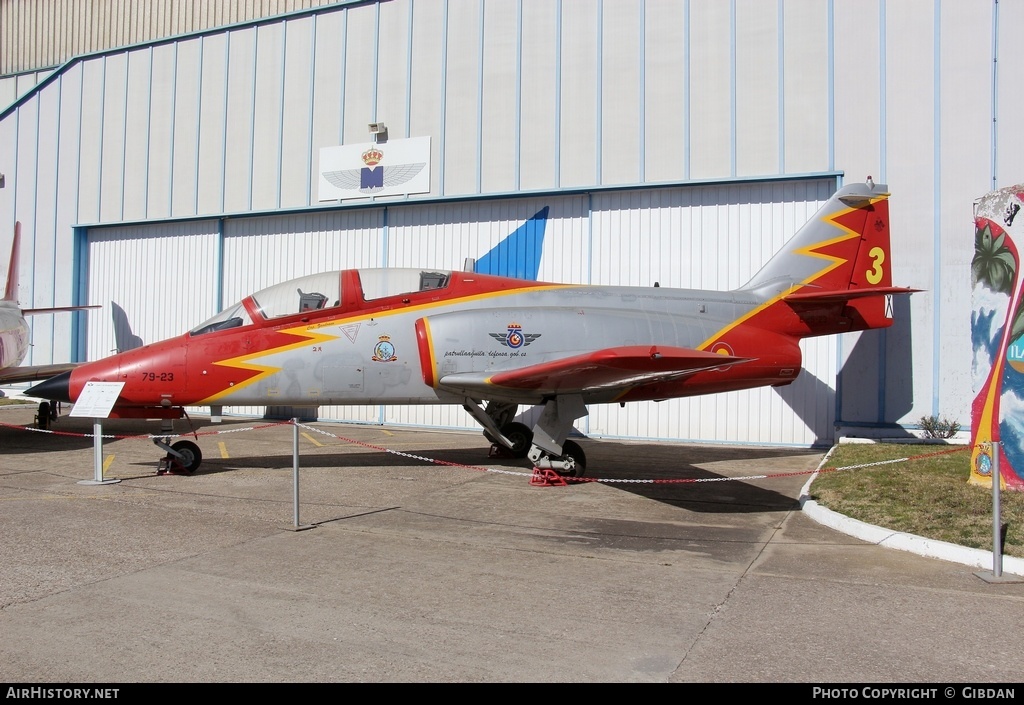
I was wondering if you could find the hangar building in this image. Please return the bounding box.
[2,0,1020,448]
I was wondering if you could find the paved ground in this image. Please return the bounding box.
[1,403,1022,684]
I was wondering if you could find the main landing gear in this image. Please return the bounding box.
[529,438,587,478]
[466,397,589,477]
[35,401,59,430]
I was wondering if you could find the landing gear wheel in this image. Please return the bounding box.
[499,422,533,458]
[36,402,51,430]
[557,439,587,478]
[168,440,202,474]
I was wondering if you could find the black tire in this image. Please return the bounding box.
[559,439,586,477]
[169,440,203,473]
[499,422,534,458]
[37,402,51,430]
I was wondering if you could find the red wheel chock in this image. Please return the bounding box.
[530,466,568,487]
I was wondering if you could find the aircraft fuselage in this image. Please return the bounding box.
[51,268,809,413]
[0,304,29,372]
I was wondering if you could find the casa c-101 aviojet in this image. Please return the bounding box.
[28,179,918,475]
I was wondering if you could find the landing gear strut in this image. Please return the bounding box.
[469,396,590,477]
[155,438,203,474]
[487,421,534,458]
[529,438,587,477]
[524,395,589,477]
[466,400,535,459]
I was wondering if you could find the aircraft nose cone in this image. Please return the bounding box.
[25,370,72,403]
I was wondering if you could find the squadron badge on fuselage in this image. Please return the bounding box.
[372,335,398,362]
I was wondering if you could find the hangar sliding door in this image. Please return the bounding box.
[85,221,221,364]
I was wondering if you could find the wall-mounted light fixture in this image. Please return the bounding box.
[368,122,388,143]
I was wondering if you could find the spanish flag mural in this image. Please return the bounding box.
[971,184,1024,490]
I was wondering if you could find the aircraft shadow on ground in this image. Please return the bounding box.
[0,417,96,454]
[2,415,818,514]
[149,437,818,515]
[0,415,271,456]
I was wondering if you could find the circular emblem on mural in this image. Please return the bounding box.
[975,451,992,477]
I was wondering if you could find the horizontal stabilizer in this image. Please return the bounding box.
[783,286,922,304]
[438,345,752,396]
[23,305,101,315]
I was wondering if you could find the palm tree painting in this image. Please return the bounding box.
[971,185,1024,490]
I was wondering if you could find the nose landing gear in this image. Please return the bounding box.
[154,438,203,474]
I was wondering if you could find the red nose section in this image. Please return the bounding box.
[63,337,189,406]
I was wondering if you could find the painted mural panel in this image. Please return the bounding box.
[971,184,1024,490]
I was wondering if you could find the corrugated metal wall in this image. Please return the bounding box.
[3,0,851,228]
[86,221,221,356]
[0,69,52,110]
[0,0,351,75]
[3,0,1020,446]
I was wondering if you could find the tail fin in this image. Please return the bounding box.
[742,179,919,335]
[4,222,19,303]
[5,221,100,316]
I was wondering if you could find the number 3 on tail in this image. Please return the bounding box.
[866,246,885,285]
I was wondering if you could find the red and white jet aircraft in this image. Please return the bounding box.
[28,180,917,474]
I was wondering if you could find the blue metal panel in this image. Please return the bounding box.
[473,206,548,280]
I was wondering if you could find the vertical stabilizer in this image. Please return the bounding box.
[740,180,918,337]
[742,180,894,298]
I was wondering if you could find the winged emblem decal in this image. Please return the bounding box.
[489,323,541,349]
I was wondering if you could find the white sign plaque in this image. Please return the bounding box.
[70,381,126,418]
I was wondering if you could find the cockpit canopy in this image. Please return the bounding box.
[189,268,452,336]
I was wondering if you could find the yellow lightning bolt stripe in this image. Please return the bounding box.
[198,283,573,402]
[787,200,874,283]
[695,195,888,350]
[197,325,340,404]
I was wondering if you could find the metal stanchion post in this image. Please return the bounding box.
[993,441,1003,578]
[293,418,300,526]
[975,440,1021,583]
[78,419,119,486]
[284,417,314,531]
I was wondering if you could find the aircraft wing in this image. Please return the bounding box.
[0,362,81,385]
[437,345,752,396]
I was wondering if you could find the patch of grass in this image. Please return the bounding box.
[0,397,32,406]
[809,443,1024,558]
